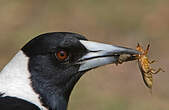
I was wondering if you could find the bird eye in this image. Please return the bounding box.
[56,50,68,61]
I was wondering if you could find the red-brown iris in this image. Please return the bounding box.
[56,50,68,61]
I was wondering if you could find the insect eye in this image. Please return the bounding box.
[56,50,68,61]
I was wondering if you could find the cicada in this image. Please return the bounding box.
[136,43,164,90]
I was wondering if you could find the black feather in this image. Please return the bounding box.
[21,32,88,110]
[0,96,40,110]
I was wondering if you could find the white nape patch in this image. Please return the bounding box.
[0,51,47,110]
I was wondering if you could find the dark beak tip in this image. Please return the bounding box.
[119,49,140,55]
[116,48,140,63]
[131,50,140,55]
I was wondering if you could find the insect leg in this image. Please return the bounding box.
[148,60,156,64]
[144,44,150,55]
[152,68,165,74]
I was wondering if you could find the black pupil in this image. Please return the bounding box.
[60,51,65,56]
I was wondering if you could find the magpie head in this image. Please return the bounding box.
[22,32,88,110]
[10,32,139,110]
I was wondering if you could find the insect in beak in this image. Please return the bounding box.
[136,43,165,92]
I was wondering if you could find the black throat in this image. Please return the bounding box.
[21,32,88,110]
[27,56,85,110]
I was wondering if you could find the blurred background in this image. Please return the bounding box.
[0,0,168,110]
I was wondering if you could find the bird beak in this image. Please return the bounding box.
[77,40,139,72]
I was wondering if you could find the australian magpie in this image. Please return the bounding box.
[0,32,139,110]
